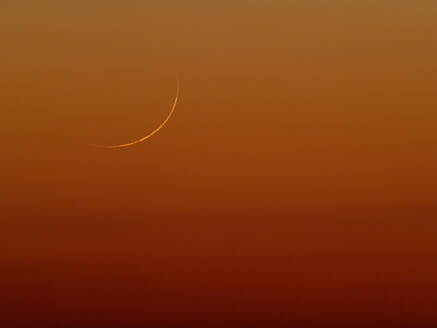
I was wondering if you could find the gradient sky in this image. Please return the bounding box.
[2,1,437,327]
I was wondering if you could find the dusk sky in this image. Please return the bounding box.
[2,1,437,327]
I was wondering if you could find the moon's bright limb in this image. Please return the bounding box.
[92,80,179,149]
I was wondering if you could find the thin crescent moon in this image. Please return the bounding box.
[92,80,179,149]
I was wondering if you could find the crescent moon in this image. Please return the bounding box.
[92,80,179,149]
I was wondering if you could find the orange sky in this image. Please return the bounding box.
[2,1,437,327]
